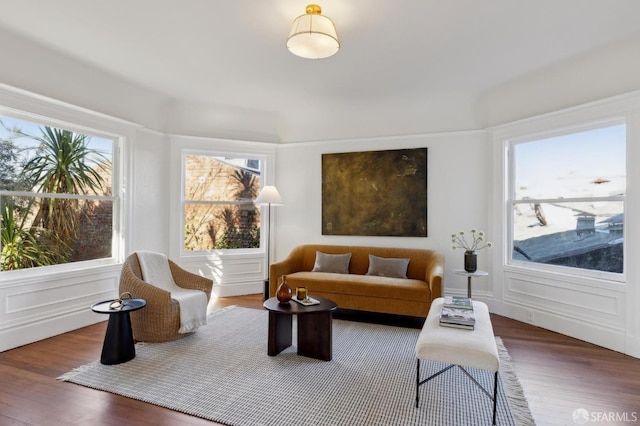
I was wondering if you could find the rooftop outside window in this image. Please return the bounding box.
[508,123,625,275]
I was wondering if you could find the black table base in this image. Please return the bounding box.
[101,311,136,365]
[263,278,270,301]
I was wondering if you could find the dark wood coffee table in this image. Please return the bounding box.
[263,296,337,361]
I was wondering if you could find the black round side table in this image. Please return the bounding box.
[91,298,146,365]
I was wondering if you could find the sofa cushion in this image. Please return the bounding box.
[286,271,431,302]
[311,251,351,274]
[366,254,410,278]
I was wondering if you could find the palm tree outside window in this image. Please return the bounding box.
[0,116,115,271]
[182,153,262,252]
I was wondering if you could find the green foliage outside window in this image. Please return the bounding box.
[0,119,113,271]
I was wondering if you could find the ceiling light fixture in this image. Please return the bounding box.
[287,4,340,59]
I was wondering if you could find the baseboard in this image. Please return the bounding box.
[489,300,629,355]
[0,309,104,352]
[625,335,640,358]
[213,281,262,298]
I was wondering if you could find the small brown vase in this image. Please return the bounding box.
[276,276,292,304]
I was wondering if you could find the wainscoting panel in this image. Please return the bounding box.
[506,276,621,324]
[179,253,264,298]
[7,278,110,314]
[0,265,121,352]
[501,270,626,351]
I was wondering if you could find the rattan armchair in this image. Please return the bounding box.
[119,252,213,342]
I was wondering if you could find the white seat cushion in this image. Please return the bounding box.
[415,297,499,372]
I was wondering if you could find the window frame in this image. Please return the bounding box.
[505,118,626,282]
[179,149,266,256]
[0,108,124,276]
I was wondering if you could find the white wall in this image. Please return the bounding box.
[127,129,171,253]
[162,101,281,143]
[279,91,485,143]
[481,32,640,129]
[488,92,640,357]
[274,131,492,297]
[0,27,169,132]
[167,135,278,298]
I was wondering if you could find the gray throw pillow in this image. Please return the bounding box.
[311,251,351,274]
[366,254,410,278]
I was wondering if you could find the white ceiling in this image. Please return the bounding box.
[0,0,639,142]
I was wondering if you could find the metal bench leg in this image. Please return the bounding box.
[493,371,498,425]
[415,359,420,408]
[417,363,499,424]
[415,358,456,409]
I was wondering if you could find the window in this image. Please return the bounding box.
[508,123,625,274]
[182,153,262,251]
[0,115,116,271]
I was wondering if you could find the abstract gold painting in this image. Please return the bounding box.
[322,148,427,236]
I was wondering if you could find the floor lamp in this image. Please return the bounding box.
[255,185,283,300]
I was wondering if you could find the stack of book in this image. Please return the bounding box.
[439,296,475,330]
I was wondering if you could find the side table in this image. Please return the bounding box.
[91,298,146,365]
[453,269,488,298]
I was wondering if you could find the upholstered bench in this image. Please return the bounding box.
[415,297,500,424]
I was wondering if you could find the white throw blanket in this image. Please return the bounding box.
[137,251,208,334]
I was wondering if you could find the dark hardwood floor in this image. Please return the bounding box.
[1,294,638,425]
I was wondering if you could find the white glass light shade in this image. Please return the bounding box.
[287,5,339,59]
[255,185,283,205]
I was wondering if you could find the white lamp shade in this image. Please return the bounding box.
[255,185,283,205]
[287,8,339,59]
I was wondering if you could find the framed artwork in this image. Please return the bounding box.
[322,148,427,237]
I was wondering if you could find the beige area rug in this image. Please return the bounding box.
[59,306,535,426]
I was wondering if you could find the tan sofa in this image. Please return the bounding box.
[269,244,444,318]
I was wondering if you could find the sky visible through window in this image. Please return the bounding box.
[0,115,113,169]
[514,124,625,200]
